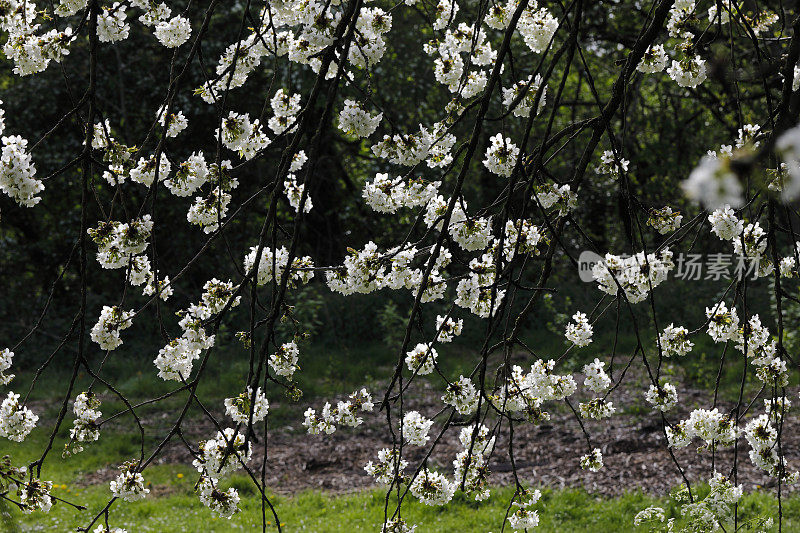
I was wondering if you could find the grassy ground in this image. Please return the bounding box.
[2,427,798,532]
[4,326,796,531]
[3,477,799,532]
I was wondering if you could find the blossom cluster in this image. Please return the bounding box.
[224,387,269,425]
[372,123,456,168]
[90,306,135,351]
[0,113,43,207]
[303,388,374,434]
[110,461,150,502]
[497,360,577,422]
[565,311,593,347]
[0,348,14,385]
[507,487,542,529]
[193,428,252,480]
[0,391,38,442]
[244,245,315,288]
[66,391,102,455]
[591,248,675,303]
[634,473,745,532]
[153,278,240,381]
[744,405,798,482]
[667,407,738,449]
[483,134,519,177]
[339,100,382,138]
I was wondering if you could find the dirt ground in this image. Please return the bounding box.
[93,369,799,498]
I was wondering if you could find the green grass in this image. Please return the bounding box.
[2,428,799,532]
[6,325,797,531]
[3,477,800,532]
